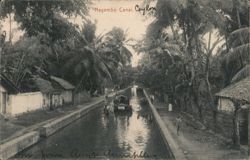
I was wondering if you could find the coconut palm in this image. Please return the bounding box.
[222,27,250,84]
[102,27,133,66]
[62,21,110,93]
[63,23,132,93]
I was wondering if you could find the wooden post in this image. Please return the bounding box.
[235,110,240,147]
[9,13,12,44]
[232,99,241,148]
[248,108,250,154]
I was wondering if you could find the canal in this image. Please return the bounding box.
[14,87,172,159]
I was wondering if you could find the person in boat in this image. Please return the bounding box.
[114,94,119,104]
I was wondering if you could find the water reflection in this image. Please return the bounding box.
[115,86,152,155]
[16,86,171,159]
[131,85,138,97]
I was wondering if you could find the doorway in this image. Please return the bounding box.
[0,92,7,114]
[238,108,248,145]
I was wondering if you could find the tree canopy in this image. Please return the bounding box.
[0,0,89,39]
[0,0,134,94]
[136,0,249,123]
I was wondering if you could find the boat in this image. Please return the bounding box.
[136,87,144,95]
[113,95,132,112]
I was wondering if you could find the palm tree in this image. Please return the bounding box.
[223,27,250,84]
[102,27,133,66]
[219,26,250,146]
[100,27,133,86]
[63,23,132,94]
[62,21,111,93]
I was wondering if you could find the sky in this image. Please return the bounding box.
[86,0,154,67]
[89,0,152,39]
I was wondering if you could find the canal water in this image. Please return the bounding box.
[14,87,172,159]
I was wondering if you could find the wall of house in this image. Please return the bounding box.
[0,85,6,92]
[218,97,235,112]
[248,109,250,153]
[42,94,50,109]
[52,94,62,108]
[202,106,234,140]
[217,111,234,139]
[61,90,73,104]
[8,92,43,116]
[0,85,7,114]
[199,97,235,140]
[74,91,91,104]
[238,108,248,145]
[215,98,235,139]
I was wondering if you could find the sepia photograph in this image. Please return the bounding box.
[0,0,249,159]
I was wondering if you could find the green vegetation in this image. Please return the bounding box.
[0,0,133,95]
[0,0,249,145]
[135,0,249,146]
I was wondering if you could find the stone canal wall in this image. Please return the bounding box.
[0,100,104,160]
[143,89,186,160]
[0,131,40,160]
[0,88,129,160]
[40,99,103,137]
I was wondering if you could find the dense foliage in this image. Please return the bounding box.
[0,0,133,94]
[136,0,249,128]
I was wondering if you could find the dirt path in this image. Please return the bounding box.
[154,102,248,160]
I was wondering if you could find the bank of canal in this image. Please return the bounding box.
[13,87,173,159]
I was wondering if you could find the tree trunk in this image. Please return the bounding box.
[182,24,187,45]
[184,96,188,112]
[234,0,242,28]
[192,87,203,120]
[205,32,215,107]
[234,0,245,69]
[187,22,195,87]
[248,108,250,154]
[205,32,220,130]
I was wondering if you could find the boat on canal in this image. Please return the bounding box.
[113,95,132,112]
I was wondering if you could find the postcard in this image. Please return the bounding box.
[0,0,249,159]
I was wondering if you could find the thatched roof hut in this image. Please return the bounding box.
[50,76,75,90]
[215,76,250,103]
[0,74,19,94]
[33,77,60,93]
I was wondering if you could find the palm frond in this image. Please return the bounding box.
[231,64,250,83]
[120,46,133,58]
[102,56,122,67]
[225,43,250,65]
[83,46,113,80]
[162,43,182,57]
[149,47,163,55]
[229,27,250,47]
[98,63,112,80]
